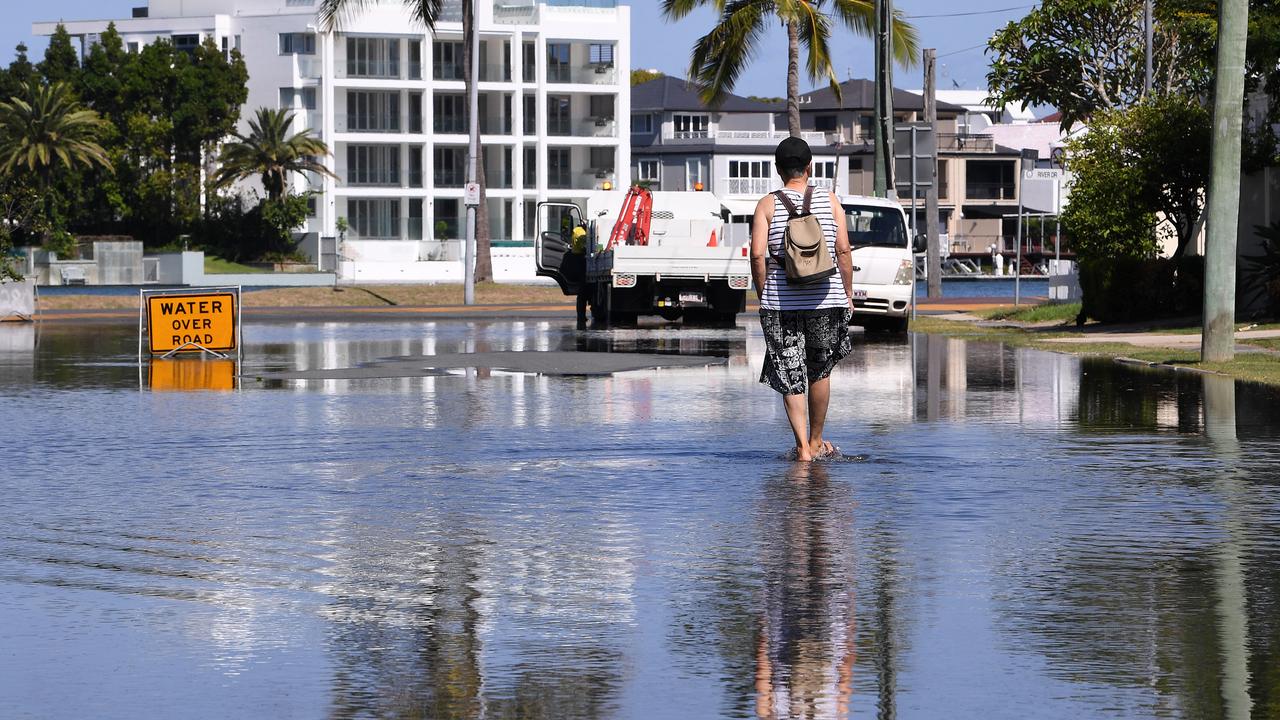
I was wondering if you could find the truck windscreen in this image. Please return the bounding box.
[844,206,907,249]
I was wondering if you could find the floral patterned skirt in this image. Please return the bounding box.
[759,307,853,395]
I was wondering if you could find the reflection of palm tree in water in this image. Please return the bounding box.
[755,462,858,719]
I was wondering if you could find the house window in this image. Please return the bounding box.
[127,41,140,54]
[434,94,467,134]
[281,88,318,110]
[857,115,874,138]
[346,90,400,133]
[686,158,706,190]
[589,43,614,66]
[815,115,838,132]
[812,160,837,189]
[637,159,660,184]
[547,95,571,136]
[346,145,401,187]
[348,198,401,239]
[523,95,537,134]
[522,41,536,81]
[433,146,466,186]
[433,41,464,80]
[524,146,537,187]
[408,39,422,80]
[631,114,653,134]
[673,113,709,139]
[172,34,200,53]
[965,160,1016,200]
[547,43,571,83]
[937,159,949,199]
[589,147,615,174]
[589,95,615,121]
[548,147,572,188]
[346,37,400,78]
[727,159,771,194]
[279,32,316,55]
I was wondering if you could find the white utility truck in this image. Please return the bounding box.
[841,195,924,333]
[536,189,751,325]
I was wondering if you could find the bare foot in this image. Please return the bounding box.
[787,446,815,462]
[808,439,835,459]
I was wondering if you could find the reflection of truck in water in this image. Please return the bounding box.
[535,189,751,325]
[841,195,923,334]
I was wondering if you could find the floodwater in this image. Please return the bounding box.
[2,318,1279,720]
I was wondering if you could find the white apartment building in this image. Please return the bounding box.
[36,0,630,278]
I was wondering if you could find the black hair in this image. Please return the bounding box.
[777,162,809,181]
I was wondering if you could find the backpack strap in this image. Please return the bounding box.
[801,185,814,215]
[773,189,803,218]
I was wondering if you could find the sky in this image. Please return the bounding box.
[3,0,1032,97]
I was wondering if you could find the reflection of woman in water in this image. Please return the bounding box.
[755,462,858,719]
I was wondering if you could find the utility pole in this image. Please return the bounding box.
[923,48,941,298]
[463,0,480,305]
[1144,0,1153,95]
[1202,0,1249,362]
[873,0,885,196]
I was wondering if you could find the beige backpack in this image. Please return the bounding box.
[772,186,837,285]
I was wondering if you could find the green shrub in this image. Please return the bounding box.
[1079,256,1204,323]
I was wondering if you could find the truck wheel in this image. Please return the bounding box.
[658,307,684,322]
[887,316,910,334]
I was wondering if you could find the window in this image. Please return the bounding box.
[172,34,200,53]
[348,199,400,239]
[408,40,422,80]
[589,147,614,174]
[631,114,653,134]
[965,160,1016,200]
[346,90,400,133]
[279,32,316,55]
[434,41,464,80]
[524,147,537,187]
[127,42,140,54]
[938,159,949,199]
[727,159,770,194]
[857,115,874,138]
[409,147,424,188]
[347,145,401,187]
[588,43,614,66]
[346,37,400,78]
[408,92,422,133]
[434,94,467,134]
[686,158,706,190]
[280,88,317,110]
[523,95,537,135]
[548,147,572,189]
[434,147,466,186]
[547,95,571,136]
[673,113,709,139]
[547,43,570,83]
[637,159,660,184]
[588,95,614,121]
[522,41,536,81]
[814,115,838,132]
[811,160,837,190]
[306,196,317,218]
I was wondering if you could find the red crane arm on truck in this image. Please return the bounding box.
[606,186,652,251]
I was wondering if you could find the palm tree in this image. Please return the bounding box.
[0,81,110,180]
[212,107,336,201]
[319,0,494,283]
[662,0,919,137]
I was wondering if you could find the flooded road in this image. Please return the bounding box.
[3,319,1280,719]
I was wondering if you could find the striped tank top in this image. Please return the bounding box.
[758,187,848,311]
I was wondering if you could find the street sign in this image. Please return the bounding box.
[1024,168,1064,181]
[464,182,481,206]
[893,123,936,191]
[143,290,238,356]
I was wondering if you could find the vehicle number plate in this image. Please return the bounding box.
[851,289,868,300]
[679,292,705,304]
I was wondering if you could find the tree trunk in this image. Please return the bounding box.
[786,20,801,138]
[463,0,493,283]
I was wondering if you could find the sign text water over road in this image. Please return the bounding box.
[145,292,236,354]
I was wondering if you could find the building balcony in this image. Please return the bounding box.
[336,116,402,134]
[295,56,323,80]
[662,129,828,146]
[964,183,1017,201]
[547,65,618,85]
[939,133,995,152]
[337,61,402,80]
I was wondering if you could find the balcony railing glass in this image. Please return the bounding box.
[965,183,1017,201]
[547,65,618,84]
[724,178,773,195]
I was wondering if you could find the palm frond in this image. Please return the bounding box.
[830,0,918,67]
[794,0,841,99]
[688,0,772,107]
[662,0,717,20]
[320,0,440,31]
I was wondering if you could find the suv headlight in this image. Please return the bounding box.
[893,259,914,285]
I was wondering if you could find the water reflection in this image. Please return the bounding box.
[8,320,1280,718]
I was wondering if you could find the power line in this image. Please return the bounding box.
[903,4,1034,19]
[937,42,990,58]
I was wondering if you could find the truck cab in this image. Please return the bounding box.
[841,195,923,334]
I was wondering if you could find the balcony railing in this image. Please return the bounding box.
[296,56,322,79]
[547,65,618,85]
[965,182,1017,201]
[724,178,773,195]
[338,115,401,133]
[580,118,617,138]
[435,117,468,134]
[663,129,828,146]
[342,60,401,79]
[435,169,466,187]
[419,239,465,261]
[938,133,995,152]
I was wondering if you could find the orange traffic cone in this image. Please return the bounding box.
[707,229,718,248]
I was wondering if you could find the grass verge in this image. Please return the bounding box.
[912,315,1280,387]
[204,256,268,274]
[978,302,1081,324]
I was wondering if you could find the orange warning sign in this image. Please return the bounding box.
[148,358,237,391]
[146,292,237,354]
